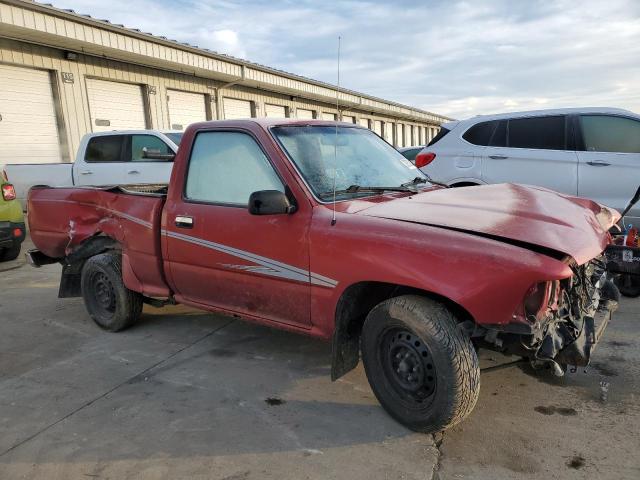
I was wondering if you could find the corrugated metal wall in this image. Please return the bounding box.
[0,35,440,163]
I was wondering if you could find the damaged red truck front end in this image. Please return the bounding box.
[26,119,620,433]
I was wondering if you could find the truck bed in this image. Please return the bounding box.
[28,185,170,297]
[3,163,73,205]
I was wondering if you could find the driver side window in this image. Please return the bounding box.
[185,131,284,205]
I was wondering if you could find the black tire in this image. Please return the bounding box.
[0,244,21,262]
[614,274,640,297]
[81,252,143,331]
[361,295,480,433]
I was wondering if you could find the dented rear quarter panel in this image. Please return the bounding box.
[27,187,170,297]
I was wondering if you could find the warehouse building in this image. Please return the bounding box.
[0,0,449,166]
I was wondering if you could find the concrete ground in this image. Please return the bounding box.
[0,241,638,479]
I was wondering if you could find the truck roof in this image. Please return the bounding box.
[186,118,366,130]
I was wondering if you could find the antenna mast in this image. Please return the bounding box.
[331,36,341,226]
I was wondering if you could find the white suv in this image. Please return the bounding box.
[417,107,640,222]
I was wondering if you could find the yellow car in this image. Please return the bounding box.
[0,181,25,262]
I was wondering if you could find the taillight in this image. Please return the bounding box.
[1,183,16,201]
[415,151,436,168]
[13,227,23,238]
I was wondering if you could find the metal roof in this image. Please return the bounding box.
[2,0,450,123]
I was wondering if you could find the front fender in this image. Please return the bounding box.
[310,208,573,337]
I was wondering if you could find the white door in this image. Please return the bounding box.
[359,118,370,129]
[223,98,252,119]
[322,112,337,121]
[265,104,287,118]
[373,120,383,136]
[342,115,355,124]
[576,114,640,220]
[86,78,147,132]
[297,109,315,120]
[482,116,578,195]
[0,64,62,165]
[167,89,207,130]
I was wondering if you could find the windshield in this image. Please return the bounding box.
[272,126,424,200]
[165,132,184,146]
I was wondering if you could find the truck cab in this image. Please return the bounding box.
[74,130,182,186]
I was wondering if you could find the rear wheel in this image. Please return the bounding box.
[361,295,480,433]
[81,252,143,331]
[0,244,21,262]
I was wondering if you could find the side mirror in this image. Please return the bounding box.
[248,190,296,215]
[142,147,175,161]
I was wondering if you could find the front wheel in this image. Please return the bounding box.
[81,252,143,331]
[361,295,480,433]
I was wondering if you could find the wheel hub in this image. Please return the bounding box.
[92,272,116,313]
[383,329,436,403]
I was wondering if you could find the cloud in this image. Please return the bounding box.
[49,0,640,119]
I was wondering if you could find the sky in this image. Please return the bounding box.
[51,0,640,119]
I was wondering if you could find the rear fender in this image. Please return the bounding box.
[58,236,120,298]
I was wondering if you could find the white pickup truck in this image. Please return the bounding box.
[3,130,181,204]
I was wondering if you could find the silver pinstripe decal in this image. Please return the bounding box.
[162,229,338,288]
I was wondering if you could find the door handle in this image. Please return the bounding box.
[175,216,194,228]
[586,161,611,167]
[488,155,508,160]
[79,170,93,175]
[128,170,140,174]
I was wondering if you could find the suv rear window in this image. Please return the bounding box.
[427,127,450,146]
[508,116,566,150]
[462,121,497,146]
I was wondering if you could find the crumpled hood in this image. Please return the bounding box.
[357,183,619,265]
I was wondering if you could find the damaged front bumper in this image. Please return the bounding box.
[478,256,618,375]
[554,295,617,368]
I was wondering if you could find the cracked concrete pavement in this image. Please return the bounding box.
[0,240,638,479]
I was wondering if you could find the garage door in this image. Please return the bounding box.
[223,98,252,119]
[342,115,355,124]
[373,120,383,136]
[167,89,207,130]
[322,112,337,121]
[265,104,287,118]
[297,109,314,119]
[86,78,147,132]
[0,65,62,165]
[359,118,370,129]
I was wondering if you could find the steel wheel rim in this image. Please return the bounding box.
[90,271,116,315]
[380,328,436,404]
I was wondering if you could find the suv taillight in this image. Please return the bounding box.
[415,152,436,168]
[2,183,17,201]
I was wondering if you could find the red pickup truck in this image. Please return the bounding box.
[27,119,620,433]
